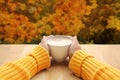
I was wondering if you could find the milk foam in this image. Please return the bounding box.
[47,36,72,46]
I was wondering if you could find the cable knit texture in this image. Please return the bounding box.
[69,50,120,80]
[0,46,51,80]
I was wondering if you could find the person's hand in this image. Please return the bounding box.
[39,35,54,53]
[68,36,81,59]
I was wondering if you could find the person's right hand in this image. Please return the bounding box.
[68,36,81,59]
[39,35,54,54]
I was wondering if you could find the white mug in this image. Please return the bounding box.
[47,35,72,63]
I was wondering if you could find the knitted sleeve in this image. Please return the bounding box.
[69,50,120,80]
[0,46,51,80]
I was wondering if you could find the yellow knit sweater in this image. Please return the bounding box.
[0,46,51,80]
[0,46,120,80]
[69,50,120,80]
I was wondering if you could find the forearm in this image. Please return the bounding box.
[0,46,51,80]
[69,50,120,80]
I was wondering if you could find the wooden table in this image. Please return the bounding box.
[0,45,120,80]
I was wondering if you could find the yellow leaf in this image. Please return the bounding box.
[28,0,35,4]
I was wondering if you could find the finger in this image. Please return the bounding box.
[46,35,54,38]
[67,35,72,38]
[73,36,77,39]
[47,35,54,37]
[49,35,54,37]
[41,36,46,41]
[43,35,46,37]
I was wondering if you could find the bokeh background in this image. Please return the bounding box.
[0,0,120,44]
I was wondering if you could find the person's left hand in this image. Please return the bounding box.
[68,36,81,59]
[39,35,54,53]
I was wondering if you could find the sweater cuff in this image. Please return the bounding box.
[68,50,93,77]
[28,46,51,72]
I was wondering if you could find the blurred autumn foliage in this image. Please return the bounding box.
[0,0,120,44]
